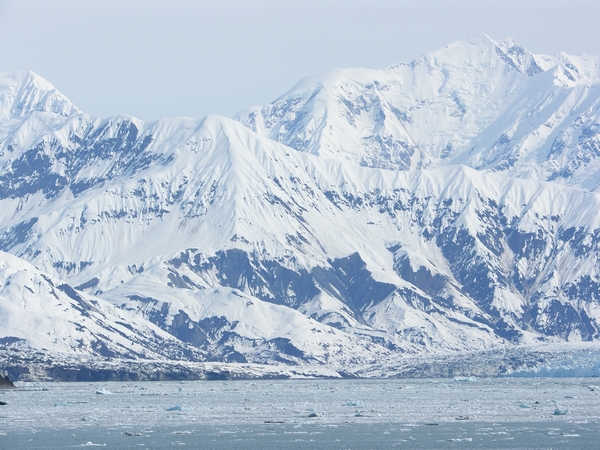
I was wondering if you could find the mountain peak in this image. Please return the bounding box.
[0,70,81,121]
[487,36,546,76]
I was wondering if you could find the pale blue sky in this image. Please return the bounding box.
[1,0,598,121]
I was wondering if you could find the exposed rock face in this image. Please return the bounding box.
[0,375,15,388]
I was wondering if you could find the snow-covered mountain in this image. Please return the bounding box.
[237,36,600,191]
[1,37,599,379]
[0,251,203,361]
[0,71,80,121]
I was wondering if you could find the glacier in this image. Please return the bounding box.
[0,36,599,380]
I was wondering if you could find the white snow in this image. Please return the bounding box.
[0,37,599,373]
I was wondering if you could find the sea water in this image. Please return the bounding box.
[0,378,598,449]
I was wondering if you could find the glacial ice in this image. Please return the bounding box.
[95,389,112,395]
[452,376,477,382]
[166,405,182,411]
[0,377,597,431]
[344,400,363,406]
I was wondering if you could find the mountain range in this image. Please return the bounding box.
[1,36,599,380]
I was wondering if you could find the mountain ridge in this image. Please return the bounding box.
[0,37,599,379]
[0,70,81,121]
[236,35,600,191]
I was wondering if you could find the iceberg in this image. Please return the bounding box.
[453,376,477,382]
[345,400,363,407]
[95,389,112,395]
[167,405,182,411]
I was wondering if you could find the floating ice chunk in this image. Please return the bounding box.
[345,400,363,407]
[81,442,106,447]
[448,437,472,442]
[95,389,112,395]
[166,405,182,411]
[53,401,69,407]
[455,415,473,420]
[125,431,142,436]
[81,416,97,422]
[549,398,569,415]
[518,402,531,408]
[453,376,476,382]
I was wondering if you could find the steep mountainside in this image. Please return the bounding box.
[0,71,80,121]
[0,38,599,379]
[0,251,202,361]
[237,36,600,191]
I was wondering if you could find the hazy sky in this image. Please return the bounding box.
[1,0,598,121]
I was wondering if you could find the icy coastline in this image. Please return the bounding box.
[2,343,599,382]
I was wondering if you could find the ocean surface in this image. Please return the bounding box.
[0,378,599,449]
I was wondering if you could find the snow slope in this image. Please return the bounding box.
[0,71,80,121]
[237,36,600,190]
[0,36,599,377]
[0,251,202,361]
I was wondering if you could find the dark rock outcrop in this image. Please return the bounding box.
[0,375,15,388]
